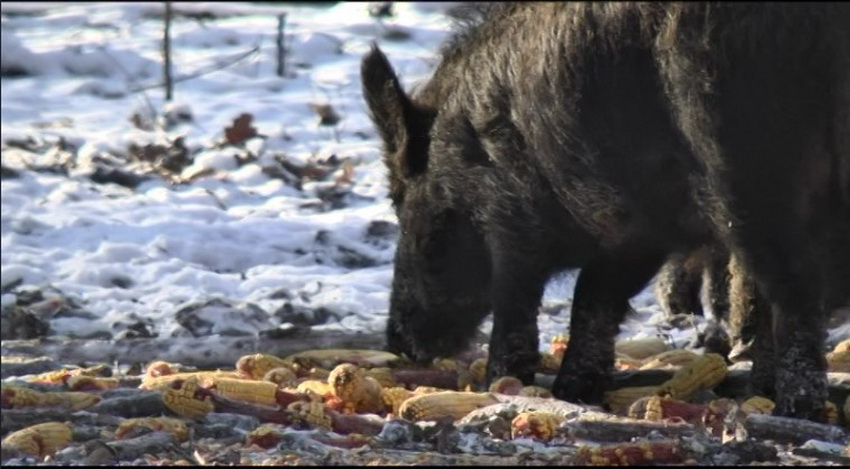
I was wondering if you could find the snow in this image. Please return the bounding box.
[2,3,845,358]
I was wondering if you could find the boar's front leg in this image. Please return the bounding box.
[485,255,550,387]
[552,251,666,405]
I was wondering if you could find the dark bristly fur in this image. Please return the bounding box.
[362,2,850,421]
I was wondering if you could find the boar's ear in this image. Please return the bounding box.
[361,45,431,177]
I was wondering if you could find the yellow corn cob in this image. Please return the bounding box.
[263,367,298,387]
[203,377,279,406]
[603,386,662,414]
[308,367,330,381]
[413,386,442,394]
[615,355,647,371]
[1,422,72,458]
[398,391,499,422]
[639,350,700,370]
[66,376,120,392]
[296,379,333,398]
[638,395,665,421]
[469,359,488,387]
[162,377,214,419]
[144,360,180,378]
[549,333,569,356]
[25,369,73,385]
[657,353,727,400]
[236,353,293,380]
[627,395,657,420]
[380,386,415,415]
[538,353,563,373]
[510,411,565,441]
[614,338,669,360]
[740,396,775,415]
[2,386,43,408]
[284,349,402,370]
[328,363,384,414]
[140,371,241,391]
[287,401,332,430]
[825,401,839,425]
[519,386,553,398]
[826,350,850,373]
[365,367,396,388]
[1,386,100,411]
[489,376,524,395]
[116,417,189,442]
[53,392,102,411]
[245,425,284,449]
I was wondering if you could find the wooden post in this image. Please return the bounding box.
[276,13,287,78]
[163,1,174,101]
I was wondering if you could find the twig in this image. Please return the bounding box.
[163,1,174,101]
[128,46,260,94]
[276,13,287,78]
[95,45,164,132]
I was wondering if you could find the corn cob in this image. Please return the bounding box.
[115,417,189,442]
[657,353,727,400]
[538,353,563,373]
[511,411,565,441]
[203,377,279,406]
[469,358,488,387]
[283,349,402,370]
[1,422,72,458]
[549,333,569,357]
[236,353,293,380]
[161,378,214,419]
[140,370,241,391]
[365,367,396,388]
[2,386,42,408]
[380,386,415,416]
[489,376,524,395]
[639,350,700,370]
[245,425,284,449]
[296,379,333,398]
[740,396,775,415]
[145,360,180,378]
[1,386,100,411]
[431,358,474,390]
[615,355,647,371]
[287,401,332,430]
[575,440,685,466]
[25,369,72,385]
[26,364,112,385]
[826,350,850,373]
[824,400,839,426]
[53,392,102,411]
[308,367,330,381]
[519,386,553,398]
[629,395,707,424]
[66,376,120,392]
[614,338,669,360]
[603,386,662,415]
[328,363,384,414]
[262,367,298,387]
[399,391,499,422]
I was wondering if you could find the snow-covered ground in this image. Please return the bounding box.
[1,2,844,360]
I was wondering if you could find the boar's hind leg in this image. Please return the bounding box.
[551,251,666,405]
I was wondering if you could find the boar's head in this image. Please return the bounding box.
[361,45,492,363]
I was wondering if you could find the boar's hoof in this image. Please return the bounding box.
[551,371,611,406]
